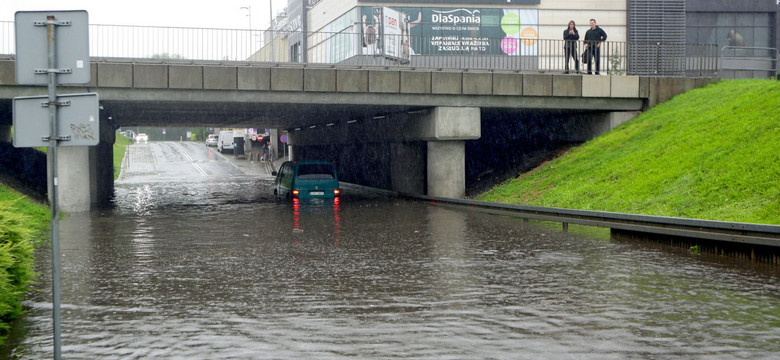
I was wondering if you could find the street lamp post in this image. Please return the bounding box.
[240,6,252,30]
[269,1,275,62]
[241,6,252,59]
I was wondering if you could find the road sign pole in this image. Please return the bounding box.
[14,11,90,357]
[45,15,63,360]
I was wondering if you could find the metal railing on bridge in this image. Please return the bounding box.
[720,46,779,79]
[0,21,719,77]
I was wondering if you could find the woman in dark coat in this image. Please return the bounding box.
[563,20,579,74]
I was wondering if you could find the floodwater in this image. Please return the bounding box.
[3,144,779,359]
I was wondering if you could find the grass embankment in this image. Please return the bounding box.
[478,79,779,225]
[0,133,130,344]
[114,134,133,179]
[0,184,49,346]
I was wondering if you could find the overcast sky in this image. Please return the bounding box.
[1,0,290,29]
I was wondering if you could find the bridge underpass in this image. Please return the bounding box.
[0,59,716,211]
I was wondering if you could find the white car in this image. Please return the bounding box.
[205,134,218,147]
[136,133,148,144]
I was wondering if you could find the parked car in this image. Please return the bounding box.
[273,161,340,199]
[135,133,148,144]
[205,134,218,147]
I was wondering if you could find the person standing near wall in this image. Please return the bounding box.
[584,19,607,75]
[563,20,580,74]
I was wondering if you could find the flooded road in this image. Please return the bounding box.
[4,142,779,359]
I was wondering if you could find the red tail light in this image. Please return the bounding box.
[292,190,300,197]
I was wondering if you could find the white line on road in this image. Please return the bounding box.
[173,143,207,176]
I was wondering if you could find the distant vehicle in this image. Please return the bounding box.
[217,130,236,152]
[136,133,148,144]
[205,134,218,147]
[273,161,340,199]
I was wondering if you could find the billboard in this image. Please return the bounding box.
[360,6,539,58]
[358,1,541,4]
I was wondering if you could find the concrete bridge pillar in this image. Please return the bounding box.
[427,141,467,198]
[48,116,115,212]
[269,128,279,161]
[49,147,91,212]
[422,107,481,198]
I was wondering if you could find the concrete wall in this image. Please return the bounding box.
[91,116,116,209]
[0,125,10,142]
[390,142,426,195]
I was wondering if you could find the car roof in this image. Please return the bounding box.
[295,161,334,165]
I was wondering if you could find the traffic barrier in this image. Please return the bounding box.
[249,152,254,161]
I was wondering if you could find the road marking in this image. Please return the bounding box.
[173,143,207,176]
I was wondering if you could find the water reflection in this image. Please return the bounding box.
[4,178,778,359]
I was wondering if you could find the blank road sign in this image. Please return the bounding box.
[12,93,100,147]
[15,10,90,85]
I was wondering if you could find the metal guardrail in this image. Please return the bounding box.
[399,193,780,248]
[721,46,779,77]
[0,21,719,77]
[0,21,263,62]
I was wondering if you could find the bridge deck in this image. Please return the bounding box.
[0,58,714,128]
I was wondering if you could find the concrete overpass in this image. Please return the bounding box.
[0,57,716,211]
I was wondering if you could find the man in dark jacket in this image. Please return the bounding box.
[584,19,607,75]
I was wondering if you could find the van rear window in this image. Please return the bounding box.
[297,164,335,179]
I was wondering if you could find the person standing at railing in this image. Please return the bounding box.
[563,20,580,74]
[728,29,745,47]
[584,19,607,75]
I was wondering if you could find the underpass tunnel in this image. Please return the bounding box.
[2,94,641,212]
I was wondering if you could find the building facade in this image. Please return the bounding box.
[263,0,778,77]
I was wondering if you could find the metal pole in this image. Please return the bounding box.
[301,0,308,63]
[46,15,63,360]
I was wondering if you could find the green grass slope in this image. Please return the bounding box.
[477,79,779,225]
[114,134,133,180]
[0,183,49,346]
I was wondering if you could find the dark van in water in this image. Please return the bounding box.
[272,161,340,199]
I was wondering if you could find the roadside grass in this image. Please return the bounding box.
[0,183,49,346]
[477,79,779,225]
[114,134,133,180]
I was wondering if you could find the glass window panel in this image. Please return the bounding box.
[687,13,705,25]
[754,28,771,47]
[700,13,717,27]
[699,26,716,45]
[735,14,753,27]
[717,13,735,27]
[753,13,770,26]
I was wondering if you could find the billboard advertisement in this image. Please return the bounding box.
[358,0,541,4]
[360,6,538,59]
